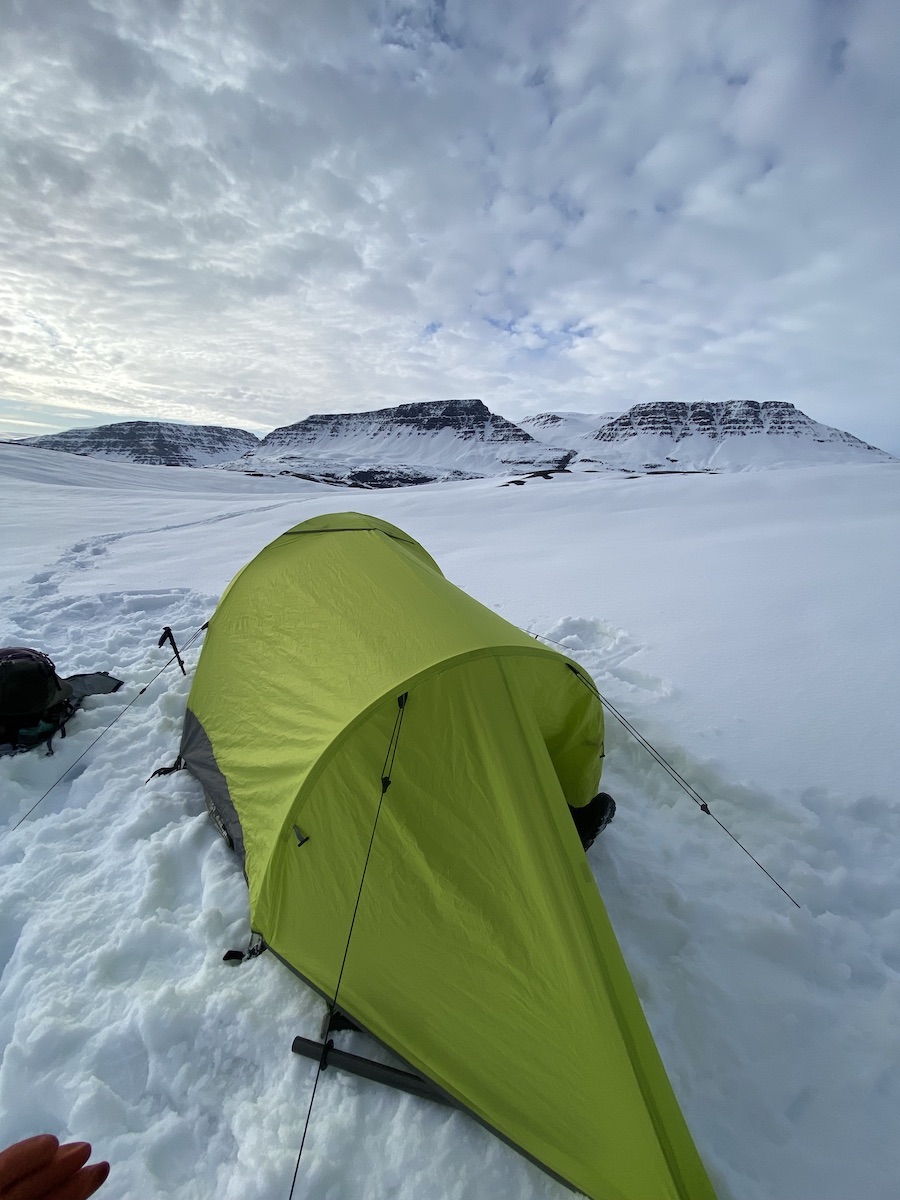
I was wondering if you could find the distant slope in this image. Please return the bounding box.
[518,411,621,444]
[22,420,259,466]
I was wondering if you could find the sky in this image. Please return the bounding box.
[1,0,898,453]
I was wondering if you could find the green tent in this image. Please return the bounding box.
[181,512,716,1200]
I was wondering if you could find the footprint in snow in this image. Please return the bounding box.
[537,615,672,702]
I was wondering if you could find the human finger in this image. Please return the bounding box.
[4,1141,91,1200]
[45,1160,111,1200]
[0,1136,59,1190]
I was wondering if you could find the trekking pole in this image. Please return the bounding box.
[7,622,207,833]
[158,627,186,675]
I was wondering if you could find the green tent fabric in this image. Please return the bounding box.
[181,512,717,1200]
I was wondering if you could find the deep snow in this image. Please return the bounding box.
[1,442,898,1200]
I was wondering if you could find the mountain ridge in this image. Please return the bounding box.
[19,398,895,484]
[18,419,259,466]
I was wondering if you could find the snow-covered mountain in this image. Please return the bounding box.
[579,400,894,471]
[242,398,573,486]
[20,401,572,487]
[17,399,894,484]
[20,420,259,466]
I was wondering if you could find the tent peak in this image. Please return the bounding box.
[284,512,442,575]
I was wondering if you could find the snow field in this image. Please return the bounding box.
[1,445,899,1198]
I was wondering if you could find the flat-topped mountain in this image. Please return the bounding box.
[262,398,534,448]
[580,400,894,470]
[21,420,259,466]
[245,398,571,485]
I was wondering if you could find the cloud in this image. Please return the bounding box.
[0,0,897,452]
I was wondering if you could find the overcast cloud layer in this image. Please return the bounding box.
[1,0,898,452]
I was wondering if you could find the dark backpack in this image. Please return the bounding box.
[0,647,74,753]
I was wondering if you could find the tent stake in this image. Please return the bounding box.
[291,1036,457,1107]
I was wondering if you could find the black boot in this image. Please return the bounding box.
[569,792,616,850]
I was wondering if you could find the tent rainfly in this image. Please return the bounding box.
[180,512,717,1200]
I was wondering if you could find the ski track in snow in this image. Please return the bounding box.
[2,500,899,1199]
[26,500,298,587]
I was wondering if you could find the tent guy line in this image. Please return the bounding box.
[8,614,799,911]
[287,692,409,1200]
[534,631,801,909]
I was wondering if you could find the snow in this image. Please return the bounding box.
[581,428,894,471]
[2,442,899,1200]
[517,411,621,444]
[235,423,567,478]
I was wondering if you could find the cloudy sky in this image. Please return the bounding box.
[1,0,898,452]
